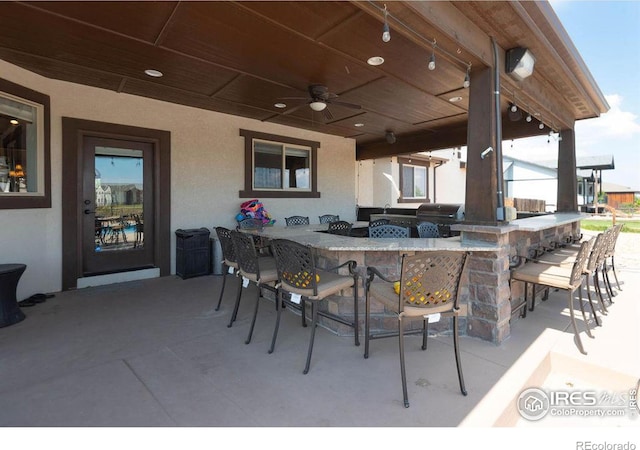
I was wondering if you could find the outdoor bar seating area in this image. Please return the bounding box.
[203,209,614,406]
[509,223,624,355]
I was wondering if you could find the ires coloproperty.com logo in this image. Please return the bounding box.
[517,382,639,421]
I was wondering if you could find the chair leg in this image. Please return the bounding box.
[301,299,308,328]
[610,256,622,290]
[568,290,587,355]
[353,275,360,347]
[245,285,261,345]
[215,267,228,311]
[303,302,319,374]
[528,283,536,312]
[453,315,467,396]
[596,269,613,305]
[398,316,409,408]
[364,287,371,359]
[584,277,601,327]
[591,273,608,315]
[421,320,428,351]
[603,266,616,298]
[523,282,529,317]
[227,276,243,328]
[576,284,594,338]
[268,290,283,354]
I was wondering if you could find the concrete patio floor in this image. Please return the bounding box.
[1,241,638,442]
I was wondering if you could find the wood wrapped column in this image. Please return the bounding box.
[557,128,578,212]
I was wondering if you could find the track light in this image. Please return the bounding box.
[382,5,391,43]
[428,42,436,70]
[463,66,471,88]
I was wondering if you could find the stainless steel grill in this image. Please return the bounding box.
[415,203,465,237]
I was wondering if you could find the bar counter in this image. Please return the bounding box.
[252,221,499,252]
[243,213,585,345]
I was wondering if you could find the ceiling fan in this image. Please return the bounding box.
[279,84,361,120]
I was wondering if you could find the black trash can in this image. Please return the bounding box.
[175,228,211,279]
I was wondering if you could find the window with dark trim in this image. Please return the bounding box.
[0,78,50,209]
[398,157,428,203]
[239,129,320,198]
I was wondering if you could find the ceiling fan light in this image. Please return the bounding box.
[309,101,327,112]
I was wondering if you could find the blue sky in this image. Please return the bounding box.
[505,0,640,189]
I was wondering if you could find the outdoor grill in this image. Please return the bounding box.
[415,203,465,237]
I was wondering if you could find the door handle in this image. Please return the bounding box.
[84,209,95,215]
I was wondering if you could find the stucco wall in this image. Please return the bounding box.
[0,60,356,299]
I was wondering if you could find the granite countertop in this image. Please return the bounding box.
[249,222,498,252]
[452,212,587,234]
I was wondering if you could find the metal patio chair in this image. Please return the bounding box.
[269,238,359,374]
[327,220,352,236]
[603,223,623,292]
[285,216,310,226]
[511,238,595,355]
[214,227,242,315]
[368,224,410,238]
[364,251,469,407]
[368,218,390,228]
[417,221,440,238]
[230,230,279,345]
[319,214,340,224]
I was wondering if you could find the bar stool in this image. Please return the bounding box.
[0,264,27,328]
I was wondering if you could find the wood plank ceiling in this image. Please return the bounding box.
[0,1,607,158]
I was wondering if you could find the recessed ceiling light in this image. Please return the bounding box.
[354,123,365,127]
[144,69,163,78]
[367,56,385,66]
[448,96,463,103]
[274,103,287,109]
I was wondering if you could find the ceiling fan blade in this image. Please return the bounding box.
[322,107,334,121]
[327,100,362,110]
[278,96,309,100]
[280,102,308,116]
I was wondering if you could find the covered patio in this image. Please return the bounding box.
[1,230,637,428]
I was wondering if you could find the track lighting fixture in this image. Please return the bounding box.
[463,66,471,88]
[382,4,391,43]
[428,42,436,70]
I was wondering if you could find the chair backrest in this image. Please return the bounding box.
[585,232,606,272]
[319,214,340,224]
[230,230,260,279]
[417,221,439,238]
[569,237,595,287]
[369,218,390,228]
[327,220,352,236]
[285,216,310,226]
[215,227,237,265]
[398,251,467,312]
[270,239,318,296]
[605,223,623,256]
[369,224,410,238]
[237,218,263,231]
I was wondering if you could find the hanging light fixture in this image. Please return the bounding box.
[309,101,327,112]
[463,65,471,88]
[382,4,391,43]
[428,41,436,70]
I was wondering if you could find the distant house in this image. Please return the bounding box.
[358,151,633,213]
[601,182,640,210]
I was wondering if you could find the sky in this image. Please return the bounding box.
[503,0,640,189]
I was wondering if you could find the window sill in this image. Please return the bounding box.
[239,190,321,199]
